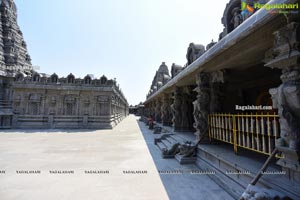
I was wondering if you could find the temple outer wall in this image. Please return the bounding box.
[10,75,128,129]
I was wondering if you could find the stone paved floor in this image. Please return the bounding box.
[137,118,234,200]
[0,115,234,200]
[0,115,168,200]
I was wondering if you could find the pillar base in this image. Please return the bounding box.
[277,145,300,173]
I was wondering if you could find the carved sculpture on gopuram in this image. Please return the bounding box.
[171,87,183,131]
[220,0,256,40]
[0,0,32,68]
[265,21,300,172]
[193,73,211,141]
[171,63,183,78]
[186,43,205,66]
[231,7,242,29]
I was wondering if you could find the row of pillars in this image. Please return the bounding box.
[145,21,300,176]
[145,71,225,141]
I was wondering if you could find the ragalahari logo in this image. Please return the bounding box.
[241,1,299,15]
[241,2,255,13]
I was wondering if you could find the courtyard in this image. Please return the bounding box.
[0,115,233,200]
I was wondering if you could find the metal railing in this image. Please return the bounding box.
[208,113,282,157]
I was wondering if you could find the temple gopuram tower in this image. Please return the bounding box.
[0,0,32,76]
[0,0,33,128]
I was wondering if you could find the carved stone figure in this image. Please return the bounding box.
[193,73,211,141]
[171,87,183,130]
[155,98,161,122]
[265,22,300,172]
[269,69,300,150]
[161,94,172,126]
[266,22,300,150]
[171,63,183,78]
[186,43,205,65]
[181,98,189,129]
[210,71,225,113]
[206,40,216,51]
[231,7,242,29]
[162,143,180,157]
[178,141,197,158]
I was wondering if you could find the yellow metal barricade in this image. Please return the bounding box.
[208,113,282,157]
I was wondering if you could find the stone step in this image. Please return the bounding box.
[196,153,245,199]
[163,136,177,145]
[175,154,197,164]
[156,142,167,151]
[169,134,188,143]
[160,140,176,150]
[196,145,300,200]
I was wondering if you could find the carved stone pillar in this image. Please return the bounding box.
[181,86,195,131]
[108,97,112,116]
[193,73,211,141]
[41,95,46,115]
[150,101,154,118]
[265,21,300,177]
[210,71,225,113]
[171,87,183,131]
[48,114,54,129]
[24,94,29,114]
[155,98,161,122]
[161,94,172,126]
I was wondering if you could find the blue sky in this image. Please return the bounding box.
[15,0,228,105]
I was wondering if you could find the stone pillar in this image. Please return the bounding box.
[24,94,29,114]
[58,95,63,115]
[210,71,225,113]
[193,73,211,141]
[12,114,18,128]
[265,21,300,179]
[155,98,161,122]
[83,114,88,128]
[181,86,195,131]
[193,71,225,141]
[108,99,112,117]
[48,114,54,129]
[41,95,46,115]
[171,87,183,131]
[161,94,172,126]
[150,101,155,118]
[75,97,80,115]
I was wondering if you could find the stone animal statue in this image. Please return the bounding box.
[178,141,197,158]
[162,143,181,156]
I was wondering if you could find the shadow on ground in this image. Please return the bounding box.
[135,117,234,200]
